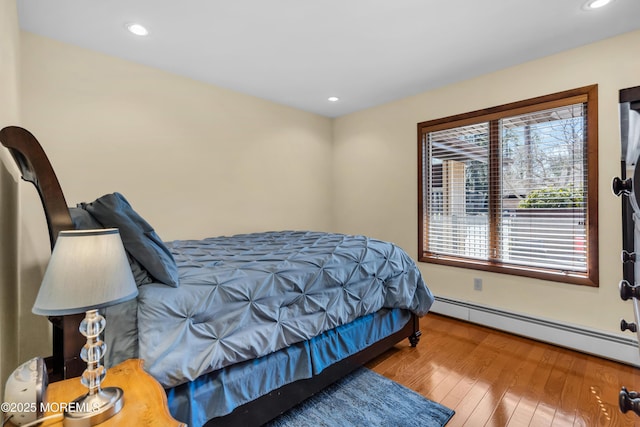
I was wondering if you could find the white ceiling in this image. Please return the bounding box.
[17,0,640,118]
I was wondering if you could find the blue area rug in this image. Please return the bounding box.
[265,368,454,427]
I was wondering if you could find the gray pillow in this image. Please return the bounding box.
[80,193,179,287]
[69,207,153,287]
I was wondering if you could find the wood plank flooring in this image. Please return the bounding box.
[366,313,640,427]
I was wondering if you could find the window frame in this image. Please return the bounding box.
[417,85,599,287]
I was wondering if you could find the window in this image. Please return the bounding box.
[418,85,598,286]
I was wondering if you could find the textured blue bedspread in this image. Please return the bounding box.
[136,231,433,388]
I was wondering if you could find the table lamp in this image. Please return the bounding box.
[32,229,138,426]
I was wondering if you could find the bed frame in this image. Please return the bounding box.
[0,125,422,426]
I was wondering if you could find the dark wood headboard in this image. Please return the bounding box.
[0,126,85,380]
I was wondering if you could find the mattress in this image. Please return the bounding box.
[105,231,433,388]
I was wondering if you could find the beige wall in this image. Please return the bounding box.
[0,0,21,401]
[333,29,640,335]
[1,3,56,390]
[20,33,334,242]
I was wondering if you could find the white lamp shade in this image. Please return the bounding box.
[33,229,138,316]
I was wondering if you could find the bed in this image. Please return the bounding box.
[0,125,434,427]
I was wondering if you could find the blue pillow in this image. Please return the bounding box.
[81,193,179,287]
[70,207,154,287]
[69,207,103,229]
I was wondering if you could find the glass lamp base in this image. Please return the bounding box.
[63,386,124,427]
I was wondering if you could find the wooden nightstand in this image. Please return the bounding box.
[41,359,185,426]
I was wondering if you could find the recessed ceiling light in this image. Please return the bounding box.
[328,97,340,102]
[584,0,613,9]
[126,23,149,36]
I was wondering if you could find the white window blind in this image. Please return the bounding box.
[426,123,489,261]
[499,103,586,272]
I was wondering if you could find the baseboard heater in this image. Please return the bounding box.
[430,296,640,368]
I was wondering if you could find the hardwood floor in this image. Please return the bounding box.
[366,313,640,427]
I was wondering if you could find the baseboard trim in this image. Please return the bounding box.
[430,296,640,367]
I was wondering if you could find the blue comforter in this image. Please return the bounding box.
[136,231,433,388]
